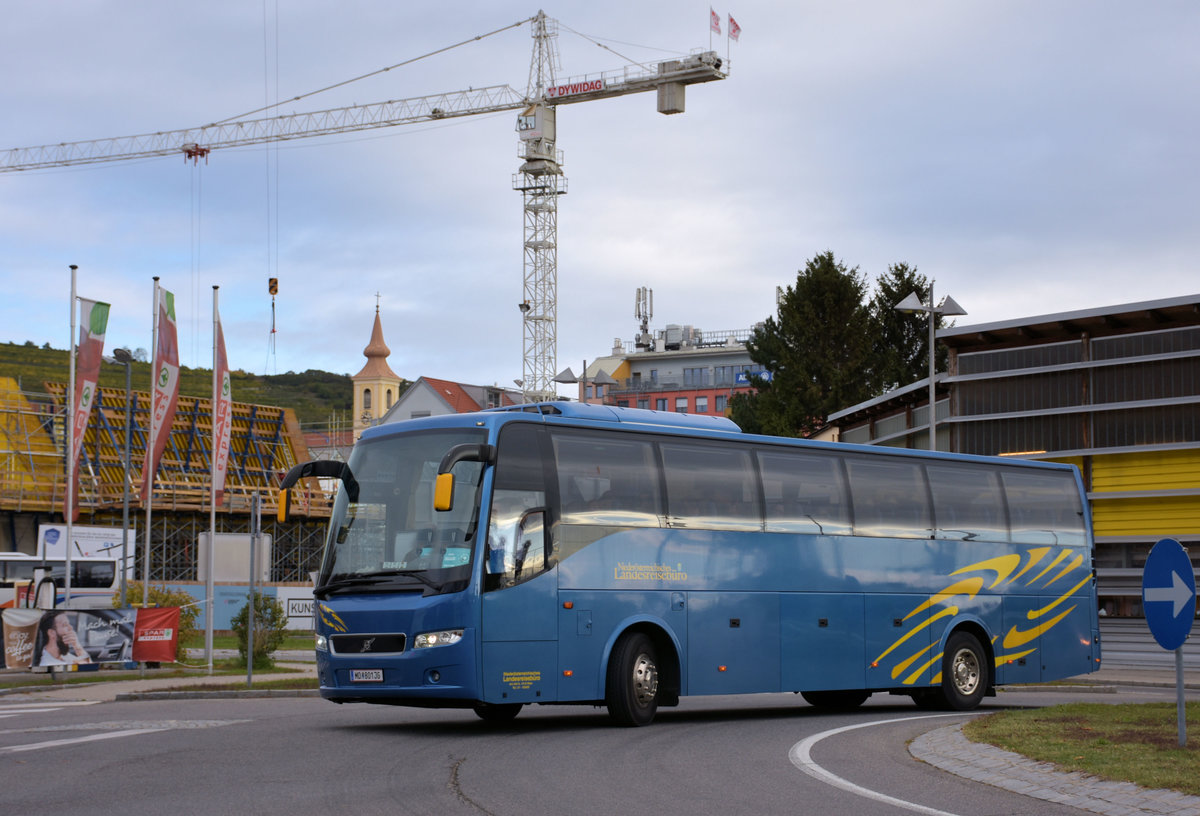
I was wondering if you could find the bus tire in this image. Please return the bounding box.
[800,690,871,710]
[939,631,988,711]
[606,632,660,727]
[473,703,523,723]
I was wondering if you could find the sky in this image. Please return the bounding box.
[2,1,1197,398]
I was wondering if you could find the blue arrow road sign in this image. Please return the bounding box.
[1142,537,1197,651]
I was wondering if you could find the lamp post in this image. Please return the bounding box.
[109,347,134,607]
[553,361,587,402]
[894,282,966,451]
[553,361,618,404]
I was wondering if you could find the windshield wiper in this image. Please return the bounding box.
[315,569,444,598]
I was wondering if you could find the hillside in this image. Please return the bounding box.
[0,341,366,426]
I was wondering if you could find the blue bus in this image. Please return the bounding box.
[280,402,1099,726]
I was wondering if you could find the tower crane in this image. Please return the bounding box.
[1,11,726,400]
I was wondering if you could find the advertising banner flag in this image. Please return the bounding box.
[32,609,135,666]
[65,298,110,521]
[140,287,180,503]
[213,305,232,506]
[2,608,166,669]
[729,15,741,42]
[710,7,721,35]
[132,605,180,662]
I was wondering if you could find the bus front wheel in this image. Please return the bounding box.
[800,690,871,710]
[606,632,660,727]
[473,703,523,723]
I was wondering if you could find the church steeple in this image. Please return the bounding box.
[351,301,402,436]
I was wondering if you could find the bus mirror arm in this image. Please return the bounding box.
[279,460,360,503]
[436,443,496,474]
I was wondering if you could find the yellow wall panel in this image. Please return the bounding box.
[1092,449,1200,493]
[1092,496,1200,537]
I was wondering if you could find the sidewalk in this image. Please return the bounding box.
[0,653,316,704]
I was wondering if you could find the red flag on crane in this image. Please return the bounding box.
[710,8,721,35]
[729,15,742,42]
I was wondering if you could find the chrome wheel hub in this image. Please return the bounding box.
[631,652,659,705]
[951,648,980,696]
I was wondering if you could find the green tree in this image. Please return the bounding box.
[867,262,950,391]
[231,592,289,669]
[741,251,875,437]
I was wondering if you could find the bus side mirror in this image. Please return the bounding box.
[433,443,494,513]
[434,473,454,512]
[277,488,292,522]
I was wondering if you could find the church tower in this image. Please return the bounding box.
[352,304,402,437]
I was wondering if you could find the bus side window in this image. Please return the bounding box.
[661,442,760,530]
[845,456,932,539]
[927,464,1007,542]
[553,432,660,528]
[1002,469,1086,547]
[759,450,851,535]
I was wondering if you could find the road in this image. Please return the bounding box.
[0,684,1188,816]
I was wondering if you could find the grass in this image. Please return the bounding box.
[180,633,315,652]
[964,702,1200,796]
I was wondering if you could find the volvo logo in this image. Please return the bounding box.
[360,637,375,653]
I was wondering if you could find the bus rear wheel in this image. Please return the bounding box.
[914,631,989,711]
[606,632,660,727]
[473,703,523,723]
[800,690,871,710]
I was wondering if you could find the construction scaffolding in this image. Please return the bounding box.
[1,376,332,580]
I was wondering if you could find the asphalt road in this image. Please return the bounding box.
[0,684,1186,816]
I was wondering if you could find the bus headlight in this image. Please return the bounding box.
[315,633,328,652]
[413,629,463,649]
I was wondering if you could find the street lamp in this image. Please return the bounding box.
[894,282,966,451]
[108,347,134,606]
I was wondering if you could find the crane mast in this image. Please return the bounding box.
[1,11,726,401]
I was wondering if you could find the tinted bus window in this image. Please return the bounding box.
[661,442,760,530]
[759,450,851,535]
[927,464,1007,542]
[553,431,661,528]
[1001,469,1086,547]
[488,424,551,589]
[845,456,932,539]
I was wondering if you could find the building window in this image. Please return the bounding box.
[675,397,689,413]
[617,399,629,408]
[362,388,372,410]
[715,394,727,413]
[637,399,649,410]
[695,396,709,413]
[386,389,394,409]
[683,367,709,387]
[656,398,667,411]
[650,369,658,384]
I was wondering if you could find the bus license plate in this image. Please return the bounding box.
[350,669,383,683]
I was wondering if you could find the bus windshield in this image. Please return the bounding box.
[316,428,488,598]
